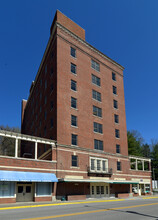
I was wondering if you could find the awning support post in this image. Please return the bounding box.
[35,141,38,160]
[15,138,18,158]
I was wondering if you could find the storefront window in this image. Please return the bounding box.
[145,184,150,193]
[132,184,138,194]
[36,182,51,196]
[0,182,15,197]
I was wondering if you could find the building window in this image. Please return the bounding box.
[71,47,76,58]
[45,65,47,74]
[114,114,119,123]
[50,118,53,128]
[50,101,54,110]
[117,161,121,171]
[44,111,47,120]
[45,96,47,105]
[116,144,120,153]
[72,155,78,167]
[0,182,15,197]
[51,84,53,93]
[90,157,108,173]
[71,63,76,74]
[93,106,102,117]
[50,67,54,76]
[51,51,54,59]
[92,74,100,86]
[71,97,77,109]
[97,160,101,171]
[71,115,77,127]
[40,93,42,100]
[94,139,103,150]
[92,90,101,102]
[94,122,103,134]
[112,72,116,81]
[113,100,118,109]
[45,80,47,89]
[91,60,100,72]
[36,182,51,196]
[113,86,117,95]
[102,161,106,171]
[115,129,120,138]
[71,134,78,145]
[44,126,46,136]
[71,80,77,91]
[91,159,95,170]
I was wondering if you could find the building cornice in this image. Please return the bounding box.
[56,22,125,71]
[56,143,129,160]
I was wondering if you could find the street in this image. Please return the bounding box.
[0,197,158,220]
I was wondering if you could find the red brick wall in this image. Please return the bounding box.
[55,10,85,40]
[0,198,16,204]
[56,25,128,157]
[34,196,52,202]
[0,156,56,173]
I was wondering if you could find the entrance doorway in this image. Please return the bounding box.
[90,183,109,198]
[16,182,34,202]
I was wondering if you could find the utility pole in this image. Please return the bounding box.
[153,168,156,189]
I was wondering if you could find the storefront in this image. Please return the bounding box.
[0,170,58,203]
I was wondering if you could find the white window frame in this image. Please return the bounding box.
[90,157,108,173]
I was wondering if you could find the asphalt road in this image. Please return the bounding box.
[0,197,158,220]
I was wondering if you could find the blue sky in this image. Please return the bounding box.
[0,0,157,144]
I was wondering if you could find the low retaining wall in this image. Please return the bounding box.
[116,193,130,199]
[67,195,86,201]
[34,196,52,202]
[0,198,16,204]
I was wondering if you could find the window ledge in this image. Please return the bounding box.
[70,55,77,59]
[91,67,100,73]
[71,72,77,76]
[71,107,78,111]
[93,115,103,119]
[94,131,103,135]
[71,125,78,129]
[70,166,80,169]
[92,82,101,88]
[71,89,77,93]
[92,98,102,103]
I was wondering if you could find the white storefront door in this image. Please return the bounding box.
[91,183,109,198]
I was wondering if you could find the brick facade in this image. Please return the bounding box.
[20,10,152,201]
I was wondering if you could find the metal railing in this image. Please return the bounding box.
[87,166,112,175]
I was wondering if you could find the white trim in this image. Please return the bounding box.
[0,165,55,172]
[57,147,129,161]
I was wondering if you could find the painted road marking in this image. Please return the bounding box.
[21,202,158,220]
[0,199,125,211]
[143,196,158,199]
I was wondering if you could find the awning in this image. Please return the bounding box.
[59,179,138,184]
[0,170,58,182]
[112,181,139,184]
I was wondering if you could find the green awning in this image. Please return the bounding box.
[112,182,139,184]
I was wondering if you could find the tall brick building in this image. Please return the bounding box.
[21,10,151,200]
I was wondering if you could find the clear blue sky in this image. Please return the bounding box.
[0,0,157,144]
